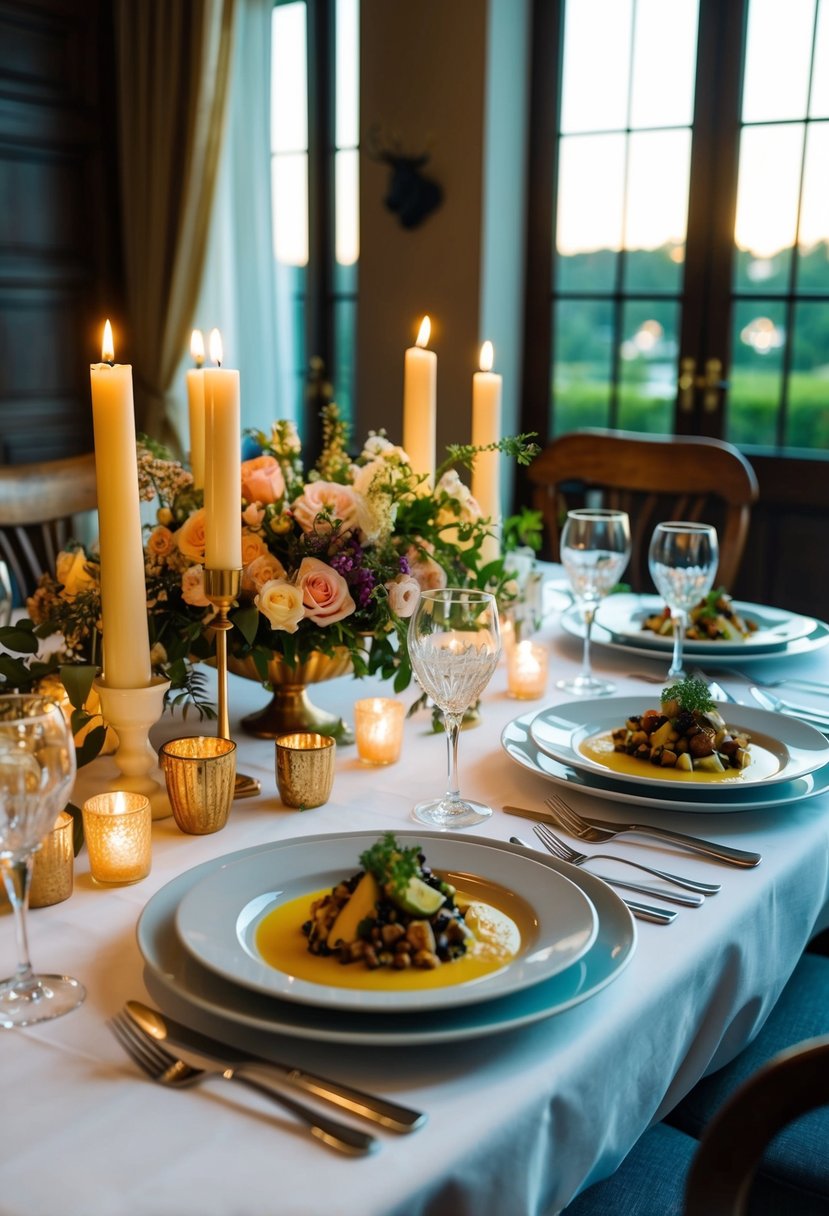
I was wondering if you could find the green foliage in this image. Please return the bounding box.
[661,677,715,715]
[359,832,421,893]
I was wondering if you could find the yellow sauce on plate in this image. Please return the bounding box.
[255,871,538,992]
[579,731,784,784]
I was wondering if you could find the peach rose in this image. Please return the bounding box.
[241,454,285,505]
[176,508,207,562]
[56,549,96,598]
[386,574,420,618]
[245,552,287,593]
[241,530,269,568]
[296,556,355,626]
[256,579,305,633]
[242,502,265,528]
[181,565,210,608]
[146,525,175,560]
[406,544,447,592]
[292,481,361,535]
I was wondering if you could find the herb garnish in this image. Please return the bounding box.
[661,676,715,715]
[694,587,726,621]
[359,832,421,895]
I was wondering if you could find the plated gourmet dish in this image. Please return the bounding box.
[641,589,758,642]
[609,678,751,773]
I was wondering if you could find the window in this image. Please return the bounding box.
[270,0,359,430]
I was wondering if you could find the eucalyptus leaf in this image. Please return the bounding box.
[59,664,98,710]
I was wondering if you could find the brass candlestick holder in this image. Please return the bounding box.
[204,567,261,798]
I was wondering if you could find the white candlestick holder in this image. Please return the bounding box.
[93,676,172,819]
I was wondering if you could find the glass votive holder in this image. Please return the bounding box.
[354,697,406,765]
[160,735,237,835]
[29,810,74,908]
[507,639,549,700]
[81,792,152,886]
[275,732,336,809]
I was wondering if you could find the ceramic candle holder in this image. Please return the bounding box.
[29,811,74,908]
[354,697,405,765]
[82,792,152,886]
[507,640,549,700]
[93,676,171,819]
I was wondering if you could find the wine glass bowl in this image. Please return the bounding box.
[557,508,631,696]
[648,521,719,680]
[0,693,85,1028]
[408,588,500,828]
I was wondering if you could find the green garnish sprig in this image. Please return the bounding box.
[661,676,715,715]
[359,832,421,895]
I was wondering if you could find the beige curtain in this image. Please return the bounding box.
[114,0,236,449]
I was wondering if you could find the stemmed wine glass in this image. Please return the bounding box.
[557,508,631,696]
[408,588,501,828]
[648,522,719,680]
[0,694,85,1028]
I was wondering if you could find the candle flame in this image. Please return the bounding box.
[101,319,114,363]
[190,329,205,367]
[479,340,494,373]
[416,315,431,348]
[208,327,223,367]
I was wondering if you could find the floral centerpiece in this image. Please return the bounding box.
[1,405,539,742]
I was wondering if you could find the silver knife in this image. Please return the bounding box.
[126,1001,426,1133]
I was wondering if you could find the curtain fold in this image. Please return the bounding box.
[114,0,236,448]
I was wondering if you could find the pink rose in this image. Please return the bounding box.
[242,502,265,528]
[176,508,207,562]
[296,556,355,626]
[292,481,361,535]
[406,543,447,592]
[386,574,420,618]
[181,565,210,608]
[241,455,285,505]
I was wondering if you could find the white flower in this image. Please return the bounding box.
[256,579,305,633]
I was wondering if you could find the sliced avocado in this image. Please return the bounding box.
[388,874,446,918]
[327,871,380,948]
[695,753,726,773]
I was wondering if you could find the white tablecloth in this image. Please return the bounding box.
[3,596,829,1216]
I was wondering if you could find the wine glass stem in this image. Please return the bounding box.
[580,606,596,680]
[444,712,462,804]
[1,856,37,990]
[669,609,687,678]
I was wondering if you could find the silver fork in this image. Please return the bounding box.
[544,793,762,867]
[109,1013,377,1156]
[532,823,721,894]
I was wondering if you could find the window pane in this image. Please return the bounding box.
[618,300,680,432]
[272,154,309,265]
[788,302,829,448]
[742,0,815,123]
[556,134,625,290]
[799,122,829,284]
[560,0,632,134]
[727,299,787,447]
[271,2,308,153]
[335,149,359,265]
[335,0,359,147]
[552,299,614,434]
[733,125,803,289]
[333,299,357,426]
[630,0,699,129]
[810,0,829,116]
[623,129,690,290]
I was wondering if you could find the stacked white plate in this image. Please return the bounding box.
[136,832,637,1046]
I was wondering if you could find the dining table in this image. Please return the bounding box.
[3,580,829,1216]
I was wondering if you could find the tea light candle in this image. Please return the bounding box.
[29,811,74,908]
[507,640,549,700]
[354,697,406,765]
[82,792,151,885]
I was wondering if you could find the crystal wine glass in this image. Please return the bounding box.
[648,521,719,680]
[0,693,85,1028]
[408,588,501,828]
[557,508,631,696]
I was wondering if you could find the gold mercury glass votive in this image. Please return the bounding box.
[81,792,152,886]
[29,810,74,908]
[160,736,237,834]
[275,732,336,809]
[507,639,549,700]
[353,697,406,765]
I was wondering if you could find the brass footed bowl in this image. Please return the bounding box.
[226,647,355,740]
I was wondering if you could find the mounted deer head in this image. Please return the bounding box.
[367,125,444,229]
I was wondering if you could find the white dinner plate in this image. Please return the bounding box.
[561,604,829,667]
[595,594,818,655]
[502,711,829,813]
[136,835,636,1047]
[529,697,829,794]
[174,834,598,1013]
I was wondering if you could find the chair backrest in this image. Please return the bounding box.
[684,1033,829,1215]
[527,429,759,591]
[0,452,98,602]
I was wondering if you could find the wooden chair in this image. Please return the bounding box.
[684,1034,829,1215]
[527,429,759,591]
[0,452,98,601]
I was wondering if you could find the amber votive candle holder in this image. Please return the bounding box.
[160,735,237,835]
[275,732,336,809]
[81,792,152,886]
[507,639,549,700]
[353,697,406,765]
[29,810,74,908]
